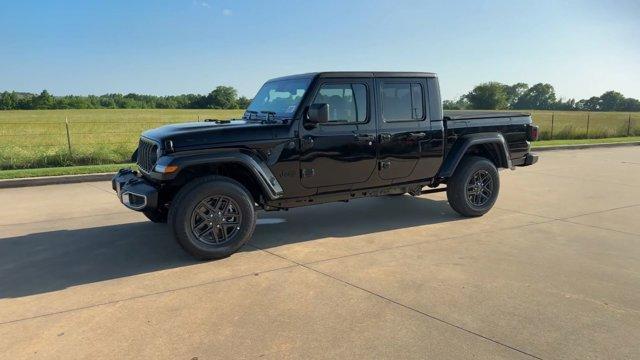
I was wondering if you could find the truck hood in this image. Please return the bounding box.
[141,120,284,150]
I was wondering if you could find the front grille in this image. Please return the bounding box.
[136,138,158,173]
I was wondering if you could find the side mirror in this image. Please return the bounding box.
[307,103,329,125]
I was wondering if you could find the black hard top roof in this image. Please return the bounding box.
[268,71,437,82]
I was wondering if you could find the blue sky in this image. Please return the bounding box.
[1,0,639,100]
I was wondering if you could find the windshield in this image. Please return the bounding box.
[246,78,311,118]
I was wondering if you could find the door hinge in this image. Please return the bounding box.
[301,168,315,178]
[301,136,314,150]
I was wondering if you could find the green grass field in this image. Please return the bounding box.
[0,109,638,170]
[0,109,243,170]
[528,110,639,140]
[0,163,135,180]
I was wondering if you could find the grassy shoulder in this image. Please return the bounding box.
[532,136,640,147]
[1,136,639,180]
[0,163,134,180]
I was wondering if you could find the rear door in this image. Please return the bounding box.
[375,78,429,181]
[299,78,377,191]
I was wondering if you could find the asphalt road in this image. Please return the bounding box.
[1,147,639,359]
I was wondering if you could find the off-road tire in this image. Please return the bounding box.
[169,176,256,260]
[143,208,168,223]
[447,156,500,217]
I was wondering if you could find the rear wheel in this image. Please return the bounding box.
[447,156,500,217]
[169,176,256,260]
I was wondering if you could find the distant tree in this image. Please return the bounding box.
[155,97,178,109]
[553,98,576,111]
[512,83,556,110]
[99,97,117,109]
[0,88,246,110]
[237,96,252,109]
[15,93,35,109]
[443,97,471,110]
[3,83,631,113]
[599,91,625,111]
[576,96,601,111]
[464,82,509,110]
[0,91,18,110]
[619,97,640,112]
[205,86,238,109]
[504,83,529,108]
[442,100,458,110]
[32,90,54,109]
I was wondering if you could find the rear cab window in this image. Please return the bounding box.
[381,82,425,122]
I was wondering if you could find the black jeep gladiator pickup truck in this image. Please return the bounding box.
[113,72,538,259]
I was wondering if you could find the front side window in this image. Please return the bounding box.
[247,78,311,117]
[312,83,367,123]
[381,82,424,122]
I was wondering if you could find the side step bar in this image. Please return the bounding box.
[421,187,447,195]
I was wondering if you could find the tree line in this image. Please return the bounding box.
[0,86,252,110]
[3,82,639,112]
[444,82,640,112]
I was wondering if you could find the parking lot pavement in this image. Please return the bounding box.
[1,147,639,359]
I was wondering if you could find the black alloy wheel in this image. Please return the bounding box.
[169,176,256,260]
[190,195,243,245]
[465,169,494,207]
[446,156,500,217]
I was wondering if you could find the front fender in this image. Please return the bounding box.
[150,150,284,200]
[437,133,513,178]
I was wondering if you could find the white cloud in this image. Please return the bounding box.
[222,8,232,16]
[193,0,211,8]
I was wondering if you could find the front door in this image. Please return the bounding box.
[375,78,429,181]
[299,78,377,191]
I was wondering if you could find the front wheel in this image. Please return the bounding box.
[447,156,500,217]
[169,176,256,260]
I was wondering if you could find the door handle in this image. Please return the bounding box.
[379,133,392,143]
[408,132,427,139]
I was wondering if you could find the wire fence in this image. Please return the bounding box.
[532,111,639,140]
[0,116,206,169]
[1,111,639,170]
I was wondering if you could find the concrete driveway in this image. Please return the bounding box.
[1,147,639,359]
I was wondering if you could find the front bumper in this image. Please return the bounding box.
[112,169,159,211]
[513,153,539,167]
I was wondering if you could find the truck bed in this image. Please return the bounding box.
[442,110,533,162]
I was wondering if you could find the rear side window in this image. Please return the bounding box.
[381,83,424,122]
[312,83,367,123]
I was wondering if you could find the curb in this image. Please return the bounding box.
[533,141,640,151]
[0,172,114,189]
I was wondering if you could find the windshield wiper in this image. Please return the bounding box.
[260,111,277,123]
[243,110,259,121]
[259,111,292,124]
[243,110,289,124]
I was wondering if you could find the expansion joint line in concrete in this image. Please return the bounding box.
[248,244,544,360]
